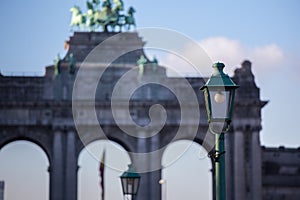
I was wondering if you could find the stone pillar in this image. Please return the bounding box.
[130,131,147,200]
[65,130,77,200]
[0,181,4,200]
[135,172,149,200]
[233,130,246,200]
[134,131,149,200]
[50,130,64,200]
[251,131,262,200]
[149,134,162,200]
[225,131,234,200]
[234,127,262,200]
[132,131,162,200]
[135,167,161,200]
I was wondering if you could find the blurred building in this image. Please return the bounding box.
[0,32,299,200]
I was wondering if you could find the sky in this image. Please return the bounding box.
[0,0,300,199]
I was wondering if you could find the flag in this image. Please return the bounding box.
[100,149,106,200]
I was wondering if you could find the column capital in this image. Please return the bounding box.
[232,124,262,132]
[52,125,76,133]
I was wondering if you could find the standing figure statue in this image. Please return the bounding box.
[54,54,61,76]
[68,53,76,75]
[137,55,147,77]
[151,56,158,72]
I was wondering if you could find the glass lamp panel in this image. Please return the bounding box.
[202,88,211,121]
[209,90,230,120]
[121,178,127,194]
[133,178,140,194]
[127,178,133,194]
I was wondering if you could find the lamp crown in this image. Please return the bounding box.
[212,62,225,76]
[121,164,140,178]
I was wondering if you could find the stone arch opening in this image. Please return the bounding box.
[161,140,213,200]
[0,135,51,165]
[77,134,134,155]
[0,140,50,200]
[77,139,131,200]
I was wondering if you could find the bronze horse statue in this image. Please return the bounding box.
[124,6,136,30]
[70,0,136,32]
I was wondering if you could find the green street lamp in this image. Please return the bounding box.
[120,164,141,200]
[200,62,239,200]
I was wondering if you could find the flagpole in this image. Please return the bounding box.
[100,149,106,200]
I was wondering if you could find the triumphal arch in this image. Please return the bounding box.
[1,1,299,200]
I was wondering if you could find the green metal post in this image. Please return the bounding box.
[215,133,226,200]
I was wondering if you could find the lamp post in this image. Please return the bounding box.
[200,62,239,200]
[120,164,141,200]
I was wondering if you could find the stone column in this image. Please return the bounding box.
[233,130,246,200]
[65,130,77,200]
[225,131,234,200]
[50,130,64,200]
[251,131,262,200]
[132,130,162,200]
[149,134,162,200]
[132,131,149,200]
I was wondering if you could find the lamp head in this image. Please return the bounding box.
[200,62,239,133]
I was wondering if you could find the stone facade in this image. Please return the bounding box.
[0,181,4,200]
[262,147,300,199]
[0,32,299,200]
